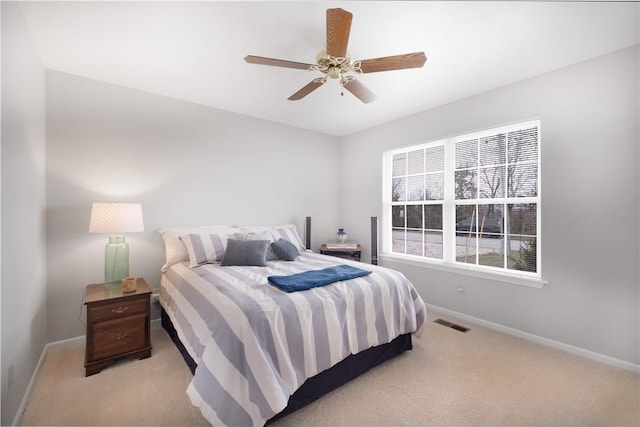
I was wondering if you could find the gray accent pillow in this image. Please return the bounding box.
[221,239,270,266]
[270,238,300,261]
[234,231,278,261]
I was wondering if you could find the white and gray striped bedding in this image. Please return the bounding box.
[160,251,427,426]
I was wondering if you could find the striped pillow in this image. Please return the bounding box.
[158,225,237,271]
[180,233,230,267]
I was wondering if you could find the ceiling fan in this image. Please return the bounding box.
[244,8,427,104]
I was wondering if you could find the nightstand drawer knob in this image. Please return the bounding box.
[112,332,129,341]
[111,306,129,314]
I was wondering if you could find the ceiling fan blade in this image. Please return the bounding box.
[358,52,427,73]
[244,55,314,70]
[342,78,376,104]
[326,8,352,58]
[288,79,325,101]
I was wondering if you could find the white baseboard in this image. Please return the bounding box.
[12,319,162,426]
[427,303,640,373]
[11,335,83,426]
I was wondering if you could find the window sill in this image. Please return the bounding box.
[379,253,548,289]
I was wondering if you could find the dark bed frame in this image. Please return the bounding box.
[161,309,412,424]
[161,216,413,423]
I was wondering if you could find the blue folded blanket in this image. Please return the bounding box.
[268,264,372,293]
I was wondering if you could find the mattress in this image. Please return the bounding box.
[160,251,426,426]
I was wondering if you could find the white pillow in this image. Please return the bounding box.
[181,233,231,268]
[158,225,237,271]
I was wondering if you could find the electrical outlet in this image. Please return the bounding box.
[8,364,14,388]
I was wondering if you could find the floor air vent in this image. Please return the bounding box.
[434,318,470,333]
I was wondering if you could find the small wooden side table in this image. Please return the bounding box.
[84,278,152,376]
[319,244,363,262]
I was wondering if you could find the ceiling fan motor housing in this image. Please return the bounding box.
[316,51,357,79]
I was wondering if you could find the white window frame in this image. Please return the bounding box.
[381,120,546,288]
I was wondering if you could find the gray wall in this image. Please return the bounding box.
[1,2,48,425]
[340,45,639,365]
[45,70,342,342]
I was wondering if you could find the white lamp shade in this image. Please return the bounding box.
[89,202,144,234]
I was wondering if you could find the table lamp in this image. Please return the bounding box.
[89,202,144,284]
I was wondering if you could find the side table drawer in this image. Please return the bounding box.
[90,313,147,361]
[88,297,148,323]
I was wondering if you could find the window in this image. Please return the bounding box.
[383,121,540,279]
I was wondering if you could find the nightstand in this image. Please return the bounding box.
[320,244,363,262]
[84,278,152,376]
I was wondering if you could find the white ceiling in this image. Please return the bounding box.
[18,1,639,136]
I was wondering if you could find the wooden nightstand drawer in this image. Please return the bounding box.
[91,313,147,360]
[88,297,148,323]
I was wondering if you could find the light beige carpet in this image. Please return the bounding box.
[20,312,639,426]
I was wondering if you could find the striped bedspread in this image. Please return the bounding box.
[160,252,427,426]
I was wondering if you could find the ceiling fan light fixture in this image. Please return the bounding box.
[327,66,342,79]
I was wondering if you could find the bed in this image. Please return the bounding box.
[158,223,427,426]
